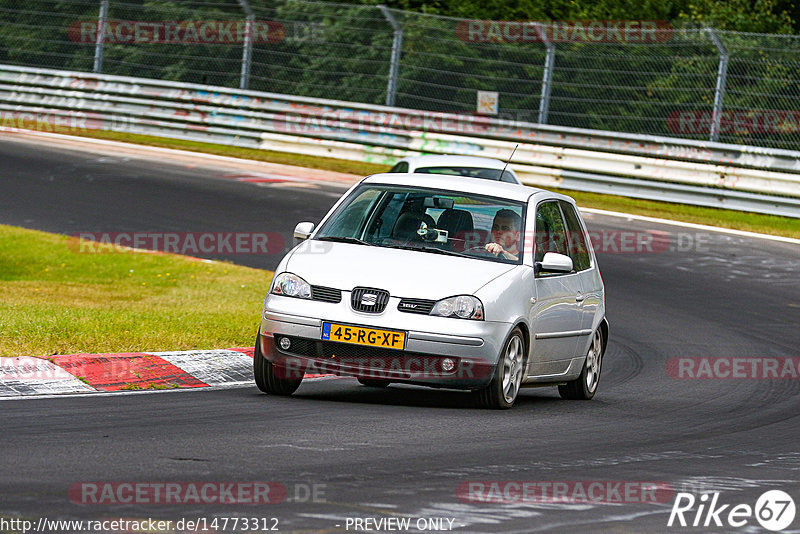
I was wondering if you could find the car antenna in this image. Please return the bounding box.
[501,144,518,178]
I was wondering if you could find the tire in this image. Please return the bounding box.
[253,332,303,396]
[475,327,525,409]
[559,328,604,400]
[357,378,390,388]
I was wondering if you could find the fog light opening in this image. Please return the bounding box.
[279,337,291,351]
[441,358,456,372]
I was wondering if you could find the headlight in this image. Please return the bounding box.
[431,295,484,320]
[271,272,311,299]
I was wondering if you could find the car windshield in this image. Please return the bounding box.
[315,185,525,264]
[415,166,517,183]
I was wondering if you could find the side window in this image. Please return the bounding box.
[388,161,409,173]
[559,201,591,271]
[534,201,568,263]
[500,171,516,183]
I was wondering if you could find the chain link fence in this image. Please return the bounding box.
[0,0,798,150]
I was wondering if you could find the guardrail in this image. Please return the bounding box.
[1,64,799,218]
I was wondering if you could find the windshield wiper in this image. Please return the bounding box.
[383,244,470,258]
[316,236,375,246]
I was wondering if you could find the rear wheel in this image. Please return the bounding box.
[475,327,525,409]
[253,332,303,396]
[357,378,390,388]
[559,328,603,400]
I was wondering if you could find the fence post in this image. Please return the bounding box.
[378,5,402,107]
[706,28,729,143]
[237,0,254,90]
[93,0,109,74]
[534,23,555,125]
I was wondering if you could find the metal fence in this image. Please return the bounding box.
[0,0,799,151]
[4,63,799,217]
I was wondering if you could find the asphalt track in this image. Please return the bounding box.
[2,135,800,533]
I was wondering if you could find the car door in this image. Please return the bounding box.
[559,200,599,354]
[526,200,585,378]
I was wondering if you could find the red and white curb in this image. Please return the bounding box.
[0,349,333,398]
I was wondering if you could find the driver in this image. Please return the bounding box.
[485,209,521,260]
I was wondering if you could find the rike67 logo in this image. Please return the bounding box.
[668,490,796,531]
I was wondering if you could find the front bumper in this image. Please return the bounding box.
[259,295,512,389]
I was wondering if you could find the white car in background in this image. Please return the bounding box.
[388,155,522,184]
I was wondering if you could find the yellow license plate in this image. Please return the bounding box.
[322,322,405,350]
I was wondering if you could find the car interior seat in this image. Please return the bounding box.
[391,211,435,242]
[436,208,474,250]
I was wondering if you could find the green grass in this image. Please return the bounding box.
[0,224,272,358]
[555,188,800,239]
[51,128,800,239]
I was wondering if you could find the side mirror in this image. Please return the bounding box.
[293,222,315,245]
[535,252,573,274]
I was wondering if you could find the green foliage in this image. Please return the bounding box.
[676,0,794,33]
[0,0,797,149]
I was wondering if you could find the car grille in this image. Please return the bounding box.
[397,298,436,315]
[321,341,401,360]
[311,285,342,303]
[273,336,458,376]
[351,287,390,313]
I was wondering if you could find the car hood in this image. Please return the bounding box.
[285,240,516,299]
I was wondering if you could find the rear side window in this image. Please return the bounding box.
[499,171,517,183]
[559,201,591,271]
[534,201,568,263]
[389,161,409,173]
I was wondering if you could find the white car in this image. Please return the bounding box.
[254,173,607,408]
[388,155,522,184]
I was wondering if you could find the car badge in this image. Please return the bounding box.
[361,293,378,306]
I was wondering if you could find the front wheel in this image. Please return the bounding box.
[253,332,303,396]
[475,327,525,409]
[559,328,604,400]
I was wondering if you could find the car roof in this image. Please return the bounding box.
[361,172,574,204]
[401,155,514,172]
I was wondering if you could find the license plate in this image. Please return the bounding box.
[322,322,405,350]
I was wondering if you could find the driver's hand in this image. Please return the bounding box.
[485,242,503,255]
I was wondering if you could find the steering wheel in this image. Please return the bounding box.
[464,244,497,257]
